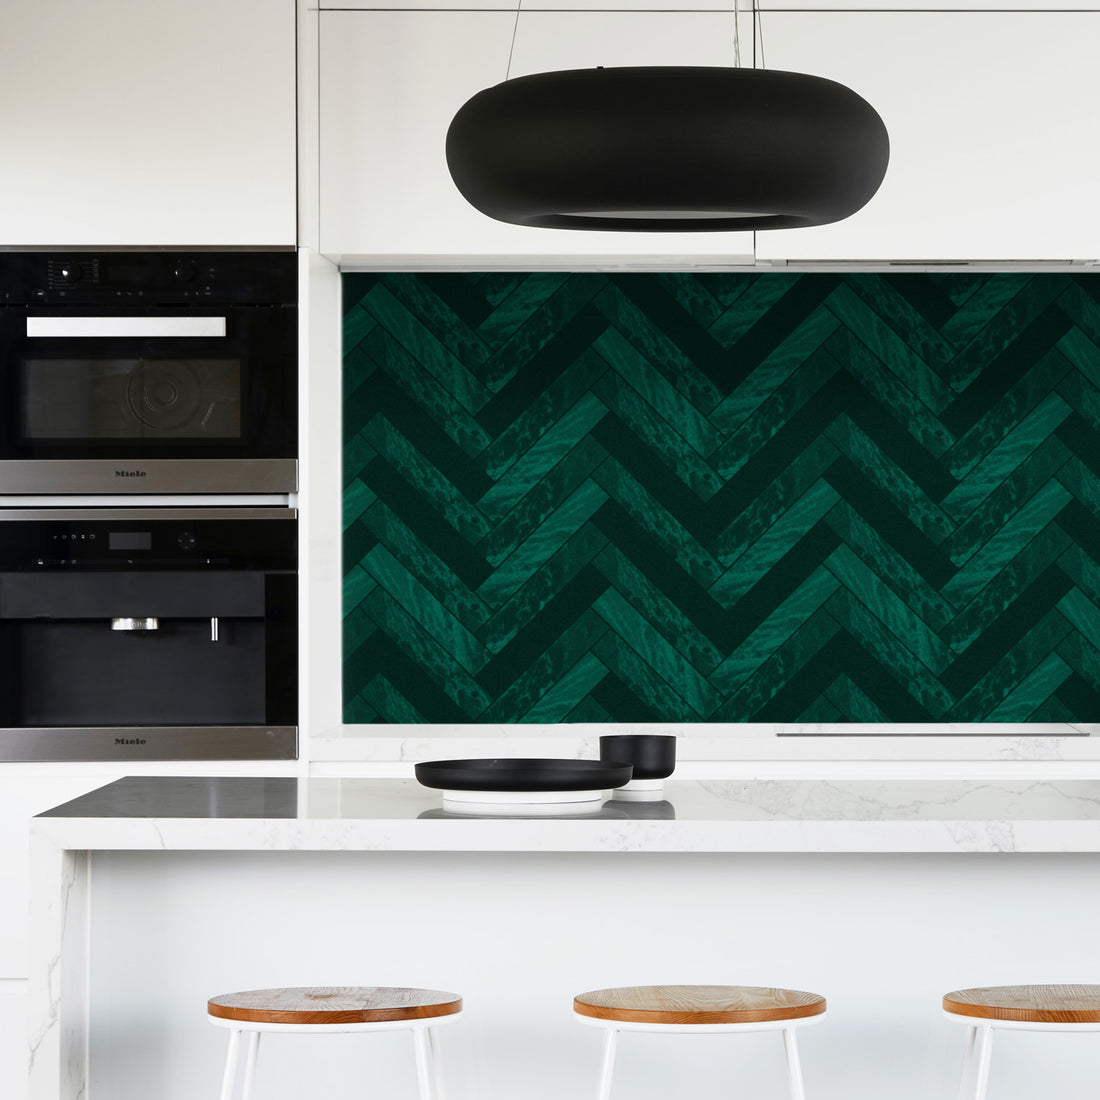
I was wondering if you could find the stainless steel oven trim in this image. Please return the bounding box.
[0,458,297,494]
[0,506,296,521]
[0,726,297,761]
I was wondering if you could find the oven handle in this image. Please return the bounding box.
[25,317,227,338]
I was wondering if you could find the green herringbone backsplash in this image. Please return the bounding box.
[342,272,1100,724]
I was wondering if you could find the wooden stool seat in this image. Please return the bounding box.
[945,984,1100,1100]
[944,984,1100,1025]
[208,986,462,1026]
[208,986,462,1100]
[574,984,826,1026]
[574,984,827,1100]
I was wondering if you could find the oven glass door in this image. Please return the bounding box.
[0,307,296,492]
[4,308,294,457]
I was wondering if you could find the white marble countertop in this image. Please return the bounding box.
[31,775,1100,852]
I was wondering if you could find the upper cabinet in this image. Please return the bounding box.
[318,10,755,265]
[318,6,1100,265]
[755,12,1100,262]
[0,0,296,247]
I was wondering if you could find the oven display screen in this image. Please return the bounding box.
[109,532,152,551]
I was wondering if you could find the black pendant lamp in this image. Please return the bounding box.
[446,64,889,233]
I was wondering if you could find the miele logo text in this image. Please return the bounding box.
[115,738,147,746]
[115,469,147,478]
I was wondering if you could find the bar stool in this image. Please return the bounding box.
[207,985,462,1100]
[944,984,1100,1100]
[573,984,826,1100]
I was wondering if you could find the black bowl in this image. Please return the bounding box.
[598,735,676,780]
[414,757,633,793]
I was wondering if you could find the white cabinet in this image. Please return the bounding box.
[0,982,27,1100]
[755,12,1100,262]
[0,1,296,247]
[318,10,755,264]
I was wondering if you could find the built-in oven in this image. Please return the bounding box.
[0,507,296,760]
[0,251,296,495]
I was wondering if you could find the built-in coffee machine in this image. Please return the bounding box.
[0,507,296,760]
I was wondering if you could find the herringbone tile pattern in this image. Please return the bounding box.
[342,272,1100,724]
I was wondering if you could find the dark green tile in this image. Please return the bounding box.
[594,544,724,674]
[480,610,608,723]
[710,566,840,693]
[594,587,723,717]
[948,609,1073,720]
[476,392,608,521]
[343,272,1100,725]
[824,674,891,724]
[361,284,491,413]
[715,606,841,721]
[944,523,1071,654]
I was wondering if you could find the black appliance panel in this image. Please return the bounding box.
[15,620,267,727]
[0,508,297,760]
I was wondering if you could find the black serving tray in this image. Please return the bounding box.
[414,758,633,793]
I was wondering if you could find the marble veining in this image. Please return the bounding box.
[32,775,1100,853]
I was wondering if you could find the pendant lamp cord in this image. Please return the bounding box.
[756,0,767,69]
[735,0,767,69]
[503,0,761,78]
[505,0,522,80]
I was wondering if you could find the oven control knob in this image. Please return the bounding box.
[176,531,196,551]
[57,263,81,284]
[172,262,196,283]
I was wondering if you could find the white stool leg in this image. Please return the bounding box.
[783,1027,806,1100]
[413,1025,434,1100]
[596,1027,618,1100]
[240,1031,261,1100]
[971,1027,994,1100]
[956,1025,977,1100]
[426,1026,446,1100]
[219,1029,241,1100]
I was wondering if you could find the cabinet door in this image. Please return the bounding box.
[755,12,1100,262]
[0,982,27,1100]
[319,11,755,264]
[0,1,296,247]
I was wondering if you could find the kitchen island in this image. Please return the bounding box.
[30,776,1100,1100]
